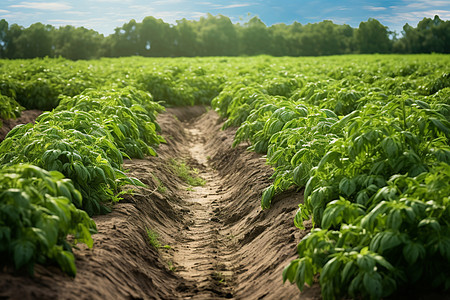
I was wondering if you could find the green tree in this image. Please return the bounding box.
[140,16,176,56]
[336,24,356,54]
[196,14,238,56]
[356,18,392,53]
[54,26,103,59]
[2,24,22,58]
[0,19,8,57]
[289,22,304,56]
[174,18,199,56]
[13,23,54,58]
[238,16,271,55]
[110,19,140,57]
[400,15,449,53]
[268,23,291,56]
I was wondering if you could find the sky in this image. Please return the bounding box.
[0,0,449,36]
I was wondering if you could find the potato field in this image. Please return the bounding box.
[0,54,449,299]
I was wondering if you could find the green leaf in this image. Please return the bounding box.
[386,209,402,230]
[76,223,94,248]
[31,227,49,250]
[294,259,306,291]
[378,231,403,253]
[356,252,375,272]
[304,175,318,199]
[370,160,386,175]
[430,118,450,136]
[349,273,363,298]
[341,261,355,284]
[317,151,341,170]
[57,181,72,202]
[339,177,356,196]
[403,242,424,265]
[438,236,450,261]
[373,254,394,271]
[363,272,382,299]
[53,248,77,277]
[0,226,11,246]
[261,185,275,209]
[282,259,299,283]
[321,256,342,280]
[294,206,306,229]
[13,239,35,269]
[268,149,284,165]
[321,108,338,119]
[418,218,441,232]
[381,137,400,157]
[292,164,305,186]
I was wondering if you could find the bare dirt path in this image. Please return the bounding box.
[172,121,234,299]
[167,109,315,299]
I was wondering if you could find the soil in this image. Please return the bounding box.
[0,110,42,142]
[0,106,321,299]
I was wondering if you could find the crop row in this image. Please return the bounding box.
[211,58,449,298]
[1,55,448,113]
[0,86,165,276]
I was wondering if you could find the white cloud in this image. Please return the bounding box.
[150,0,185,5]
[327,17,353,25]
[403,0,450,7]
[47,16,124,33]
[128,5,155,16]
[49,17,111,24]
[407,9,450,18]
[377,9,450,31]
[364,6,387,11]
[9,2,72,11]
[219,4,252,9]
[95,0,135,2]
[65,10,88,16]
[0,11,37,22]
[0,9,9,13]
[370,0,449,33]
[405,2,428,9]
[321,6,349,15]
[48,19,89,25]
[401,0,450,11]
[101,9,208,25]
[151,10,207,23]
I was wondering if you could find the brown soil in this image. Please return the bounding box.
[0,106,320,299]
[0,110,42,142]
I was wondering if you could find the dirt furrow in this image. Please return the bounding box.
[172,119,234,299]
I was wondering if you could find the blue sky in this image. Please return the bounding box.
[0,0,449,36]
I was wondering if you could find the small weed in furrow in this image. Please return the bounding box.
[168,158,206,187]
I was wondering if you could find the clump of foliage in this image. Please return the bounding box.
[0,87,166,216]
[0,93,23,128]
[0,164,96,276]
[56,87,166,158]
[211,55,450,299]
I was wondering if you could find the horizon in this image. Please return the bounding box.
[0,0,449,36]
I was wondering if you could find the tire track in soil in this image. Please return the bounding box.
[172,119,234,299]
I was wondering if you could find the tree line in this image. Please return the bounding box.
[0,14,448,60]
